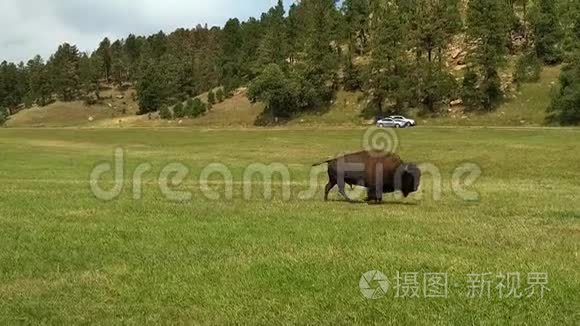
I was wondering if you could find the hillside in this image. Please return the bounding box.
[420,65,562,127]
[5,88,139,128]
[4,65,561,129]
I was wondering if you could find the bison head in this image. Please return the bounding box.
[397,163,422,198]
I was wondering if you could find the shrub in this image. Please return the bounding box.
[182,98,207,118]
[248,64,302,121]
[207,90,216,105]
[216,88,225,103]
[173,102,185,119]
[23,95,34,109]
[343,61,362,91]
[0,108,9,126]
[184,98,195,117]
[117,83,131,92]
[83,95,99,106]
[547,55,580,125]
[462,70,482,111]
[159,105,172,120]
[38,97,55,107]
[480,72,503,111]
[417,67,458,114]
[223,77,240,98]
[514,52,543,85]
[191,98,207,118]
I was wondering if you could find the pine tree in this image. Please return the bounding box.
[531,0,563,64]
[15,62,30,108]
[0,65,5,110]
[147,31,168,59]
[342,0,370,56]
[560,0,580,59]
[110,40,128,86]
[287,3,306,64]
[365,1,407,116]
[301,0,340,105]
[341,0,370,92]
[48,43,81,102]
[97,38,112,82]
[27,55,44,101]
[240,18,264,79]
[466,0,509,111]
[408,0,462,113]
[155,53,187,102]
[125,34,142,65]
[79,53,98,97]
[0,61,27,112]
[221,19,244,91]
[27,56,53,106]
[137,60,163,114]
[258,0,288,67]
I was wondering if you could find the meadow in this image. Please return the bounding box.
[0,127,579,324]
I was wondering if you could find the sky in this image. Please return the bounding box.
[0,0,296,63]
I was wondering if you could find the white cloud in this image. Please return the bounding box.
[0,1,286,63]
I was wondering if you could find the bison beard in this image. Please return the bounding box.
[313,151,421,203]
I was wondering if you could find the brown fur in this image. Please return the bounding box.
[313,151,421,203]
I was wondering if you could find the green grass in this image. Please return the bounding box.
[0,127,579,324]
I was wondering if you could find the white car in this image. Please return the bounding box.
[376,117,407,128]
[389,116,416,127]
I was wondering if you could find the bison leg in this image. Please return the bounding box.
[366,190,382,203]
[375,192,384,203]
[366,189,377,202]
[324,180,336,201]
[337,178,353,202]
[367,186,383,204]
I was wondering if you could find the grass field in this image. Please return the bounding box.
[0,127,579,324]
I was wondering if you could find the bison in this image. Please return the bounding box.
[313,151,421,203]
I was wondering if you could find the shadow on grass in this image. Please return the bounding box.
[325,199,419,206]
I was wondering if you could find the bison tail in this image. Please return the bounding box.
[312,160,330,167]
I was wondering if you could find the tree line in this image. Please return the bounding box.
[0,0,579,126]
